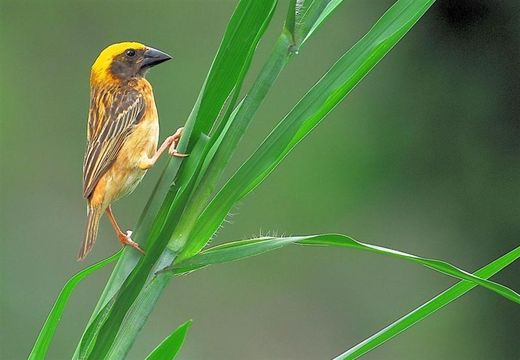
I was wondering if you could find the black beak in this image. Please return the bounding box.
[141,47,172,68]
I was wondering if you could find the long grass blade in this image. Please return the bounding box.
[28,250,122,360]
[144,320,192,360]
[287,0,345,47]
[334,245,520,359]
[171,235,520,304]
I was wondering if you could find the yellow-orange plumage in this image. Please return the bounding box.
[79,42,183,260]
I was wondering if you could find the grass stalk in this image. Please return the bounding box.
[335,245,520,359]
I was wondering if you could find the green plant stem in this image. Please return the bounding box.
[334,245,520,359]
[105,272,174,359]
[173,31,294,260]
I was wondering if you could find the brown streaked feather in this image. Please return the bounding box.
[78,206,102,260]
[83,86,146,198]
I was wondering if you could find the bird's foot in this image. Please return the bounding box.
[118,230,145,255]
[167,127,189,157]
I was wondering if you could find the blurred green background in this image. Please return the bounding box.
[1,0,519,359]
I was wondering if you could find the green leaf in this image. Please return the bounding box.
[171,234,520,305]
[173,237,298,273]
[286,0,345,48]
[28,250,122,360]
[104,272,172,359]
[335,245,520,359]
[177,0,436,262]
[145,320,192,360]
[190,0,278,141]
[170,32,292,255]
[175,0,349,259]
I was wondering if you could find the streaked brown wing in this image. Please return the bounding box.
[83,88,145,198]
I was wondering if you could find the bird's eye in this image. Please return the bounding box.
[125,49,136,57]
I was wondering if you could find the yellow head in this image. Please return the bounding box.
[91,42,172,84]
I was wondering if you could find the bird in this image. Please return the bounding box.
[79,42,185,260]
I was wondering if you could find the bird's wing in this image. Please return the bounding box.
[83,88,146,198]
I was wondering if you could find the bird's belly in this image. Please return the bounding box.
[106,120,159,202]
[115,167,146,200]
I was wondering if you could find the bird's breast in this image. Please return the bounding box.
[108,104,159,201]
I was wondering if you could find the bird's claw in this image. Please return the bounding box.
[119,230,145,255]
[169,149,189,157]
[167,127,188,157]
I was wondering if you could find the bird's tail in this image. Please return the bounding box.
[78,206,101,260]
